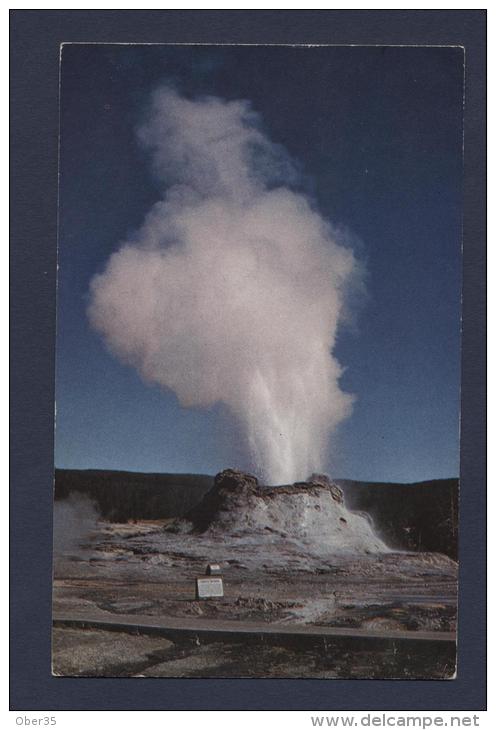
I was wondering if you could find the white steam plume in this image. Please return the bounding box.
[88,88,360,485]
[53,495,99,556]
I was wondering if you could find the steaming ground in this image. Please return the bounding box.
[52,472,457,678]
[88,88,361,485]
[53,494,99,555]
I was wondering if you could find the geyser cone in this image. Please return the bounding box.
[185,469,389,554]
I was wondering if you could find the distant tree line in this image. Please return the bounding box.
[54,470,458,559]
[338,478,459,559]
[54,469,213,522]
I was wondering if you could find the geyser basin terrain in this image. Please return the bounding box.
[53,469,457,678]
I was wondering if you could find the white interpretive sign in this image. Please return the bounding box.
[196,576,224,599]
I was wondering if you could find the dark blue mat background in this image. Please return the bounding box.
[10,10,486,711]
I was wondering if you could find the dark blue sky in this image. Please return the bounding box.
[55,44,463,482]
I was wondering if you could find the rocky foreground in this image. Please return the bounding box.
[52,470,458,678]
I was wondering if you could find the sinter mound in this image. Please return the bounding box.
[184,469,388,554]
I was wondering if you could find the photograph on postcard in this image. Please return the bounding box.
[52,44,462,678]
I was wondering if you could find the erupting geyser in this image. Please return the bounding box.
[88,88,362,484]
